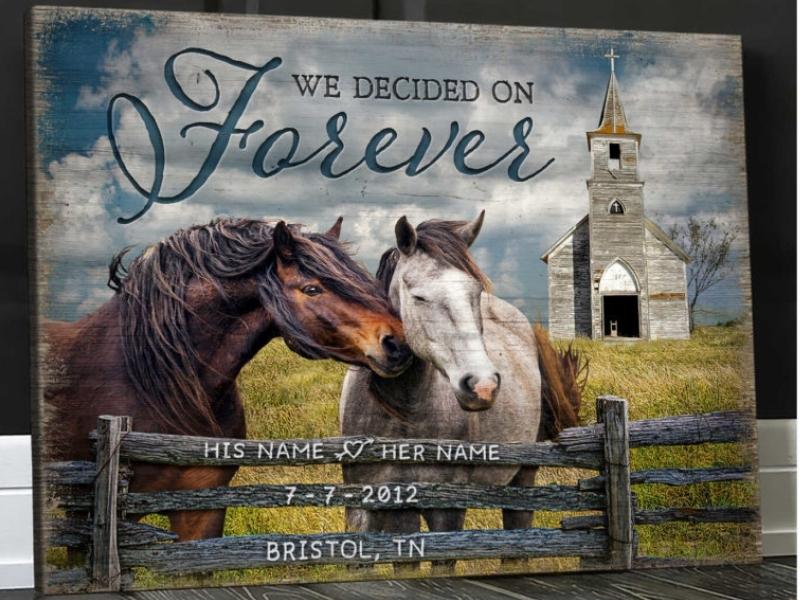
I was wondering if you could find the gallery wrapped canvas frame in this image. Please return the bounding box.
[27,6,760,593]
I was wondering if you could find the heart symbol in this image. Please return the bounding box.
[335,438,374,461]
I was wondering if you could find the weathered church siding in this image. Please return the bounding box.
[645,227,691,339]
[589,138,640,185]
[547,220,591,337]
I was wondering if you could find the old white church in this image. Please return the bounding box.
[541,50,691,340]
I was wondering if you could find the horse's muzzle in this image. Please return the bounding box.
[366,334,413,377]
[455,372,501,411]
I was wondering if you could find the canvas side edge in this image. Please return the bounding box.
[732,33,764,559]
[25,7,49,595]
[27,5,745,48]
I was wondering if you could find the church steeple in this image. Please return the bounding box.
[587,48,641,148]
[595,57,630,134]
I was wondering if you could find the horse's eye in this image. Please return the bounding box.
[302,285,323,297]
[412,294,428,303]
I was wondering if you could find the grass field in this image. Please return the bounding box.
[123,325,759,588]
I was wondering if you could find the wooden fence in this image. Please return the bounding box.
[42,396,757,593]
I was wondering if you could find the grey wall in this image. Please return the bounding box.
[1,0,794,433]
[645,228,691,340]
[547,219,592,339]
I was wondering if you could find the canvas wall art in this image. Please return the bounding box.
[27,7,760,593]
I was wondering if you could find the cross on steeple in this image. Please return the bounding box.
[604,48,619,73]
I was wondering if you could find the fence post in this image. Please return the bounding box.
[91,415,130,591]
[596,396,633,570]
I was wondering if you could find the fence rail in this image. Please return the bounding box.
[110,431,605,468]
[560,507,759,530]
[121,482,608,513]
[120,528,611,574]
[578,466,752,491]
[42,396,757,593]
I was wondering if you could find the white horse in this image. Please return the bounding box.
[340,211,585,574]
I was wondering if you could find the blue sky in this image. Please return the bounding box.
[33,10,749,324]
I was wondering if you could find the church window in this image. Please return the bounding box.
[608,143,621,170]
[609,200,624,214]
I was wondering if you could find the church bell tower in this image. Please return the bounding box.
[587,49,649,339]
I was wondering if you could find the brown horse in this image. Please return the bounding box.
[42,216,412,541]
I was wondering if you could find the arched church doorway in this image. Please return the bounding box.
[599,260,640,338]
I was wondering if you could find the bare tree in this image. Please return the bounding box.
[668,217,738,330]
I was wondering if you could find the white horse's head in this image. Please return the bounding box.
[385,211,500,411]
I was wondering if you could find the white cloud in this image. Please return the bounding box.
[44,136,117,259]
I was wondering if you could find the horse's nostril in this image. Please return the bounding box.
[459,374,476,394]
[381,334,401,357]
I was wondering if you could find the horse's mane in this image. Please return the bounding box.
[534,325,587,439]
[108,217,387,436]
[375,219,491,294]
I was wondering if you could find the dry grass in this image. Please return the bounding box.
[126,326,757,588]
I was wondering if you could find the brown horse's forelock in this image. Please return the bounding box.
[258,232,394,362]
[376,219,491,293]
[110,218,391,436]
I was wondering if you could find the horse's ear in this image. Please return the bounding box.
[395,215,417,256]
[326,216,344,240]
[456,209,485,247]
[272,221,295,260]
